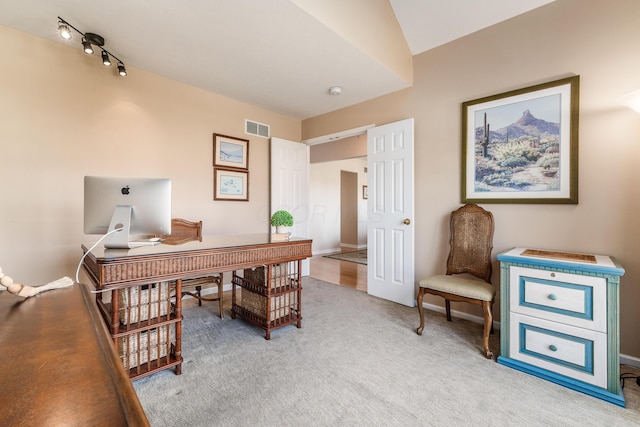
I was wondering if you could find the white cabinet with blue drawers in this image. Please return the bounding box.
[497,248,625,407]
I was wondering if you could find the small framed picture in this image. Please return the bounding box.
[213,133,249,170]
[214,168,249,201]
[362,185,368,200]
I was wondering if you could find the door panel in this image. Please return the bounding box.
[270,137,310,276]
[367,119,415,306]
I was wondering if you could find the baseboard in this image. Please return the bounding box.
[620,354,640,368]
[313,247,342,256]
[422,302,501,331]
[340,244,367,250]
[340,243,359,250]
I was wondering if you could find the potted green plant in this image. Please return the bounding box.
[270,210,293,233]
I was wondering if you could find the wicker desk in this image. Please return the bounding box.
[0,283,149,427]
[81,234,312,377]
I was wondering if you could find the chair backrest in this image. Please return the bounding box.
[161,218,202,245]
[445,204,494,283]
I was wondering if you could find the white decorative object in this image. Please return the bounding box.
[0,265,74,298]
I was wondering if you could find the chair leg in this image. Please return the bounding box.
[490,301,495,334]
[416,288,426,335]
[445,299,452,321]
[481,300,493,359]
[196,285,202,306]
[217,278,224,319]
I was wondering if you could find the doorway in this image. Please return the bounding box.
[340,170,358,248]
[306,119,414,302]
[309,158,368,291]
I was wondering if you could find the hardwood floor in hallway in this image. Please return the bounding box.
[308,251,367,292]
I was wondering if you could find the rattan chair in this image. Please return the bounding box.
[162,218,224,318]
[416,204,496,358]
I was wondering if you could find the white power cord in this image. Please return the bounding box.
[75,227,122,286]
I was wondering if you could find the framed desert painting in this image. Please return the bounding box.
[461,76,579,204]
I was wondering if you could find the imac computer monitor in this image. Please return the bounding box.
[84,176,172,249]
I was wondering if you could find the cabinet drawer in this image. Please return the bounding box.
[509,313,606,387]
[510,266,606,332]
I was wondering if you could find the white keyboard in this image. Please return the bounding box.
[127,239,161,248]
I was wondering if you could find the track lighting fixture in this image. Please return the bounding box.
[57,17,127,77]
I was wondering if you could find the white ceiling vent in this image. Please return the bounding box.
[245,119,270,138]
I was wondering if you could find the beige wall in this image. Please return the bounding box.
[303,0,640,358]
[0,25,300,285]
[310,134,367,163]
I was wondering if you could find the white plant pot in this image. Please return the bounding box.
[275,226,290,234]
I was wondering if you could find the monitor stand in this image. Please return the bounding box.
[104,205,160,249]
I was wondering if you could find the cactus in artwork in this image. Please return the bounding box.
[480,112,490,158]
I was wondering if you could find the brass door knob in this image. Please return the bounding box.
[403,218,411,225]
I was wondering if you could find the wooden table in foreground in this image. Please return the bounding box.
[81,234,313,377]
[0,283,149,427]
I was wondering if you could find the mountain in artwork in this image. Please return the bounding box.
[476,109,559,143]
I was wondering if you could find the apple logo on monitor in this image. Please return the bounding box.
[121,186,130,195]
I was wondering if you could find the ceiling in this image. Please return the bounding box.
[0,0,555,119]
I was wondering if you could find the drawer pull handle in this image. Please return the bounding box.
[549,345,558,352]
[550,273,556,278]
[548,294,557,301]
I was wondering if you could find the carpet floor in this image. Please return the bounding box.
[133,277,640,426]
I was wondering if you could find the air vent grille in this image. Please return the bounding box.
[245,119,270,138]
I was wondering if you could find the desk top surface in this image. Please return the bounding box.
[0,284,149,427]
[82,233,311,260]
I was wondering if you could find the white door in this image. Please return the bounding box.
[367,119,415,306]
[270,137,310,276]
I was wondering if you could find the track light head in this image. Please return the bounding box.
[82,38,93,54]
[101,51,111,66]
[117,62,127,77]
[83,33,104,55]
[58,21,72,40]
